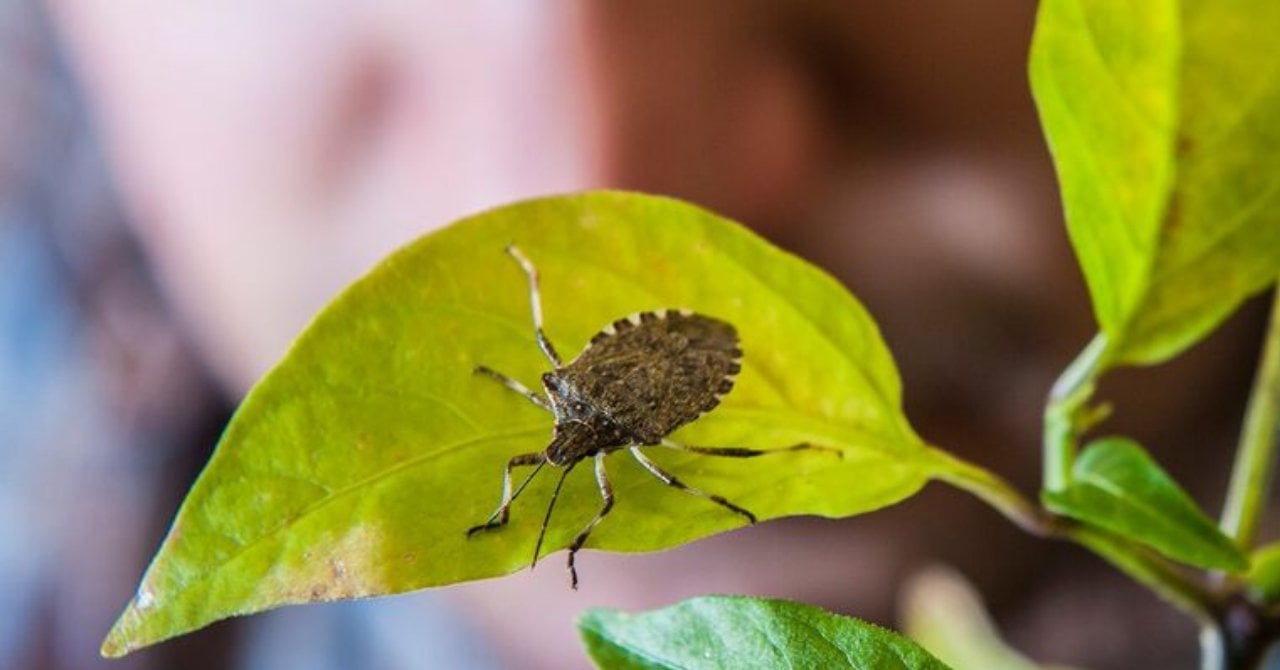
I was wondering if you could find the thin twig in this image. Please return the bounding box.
[1043,335,1110,491]
[1220,289,1280,550]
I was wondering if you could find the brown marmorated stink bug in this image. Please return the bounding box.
[466,245,831,588]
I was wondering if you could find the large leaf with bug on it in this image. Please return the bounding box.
[1031,0,1280,368]
[102,190,947,656]
[579,595,952,670]
[1042,437,1247,572]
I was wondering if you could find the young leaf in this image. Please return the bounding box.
[1043,437,1246,571]
[1245,542,1280,603]
[1031,0,1280,366]
[902,566,1082,670]
[579,595,951,670]
[102,191,939,656]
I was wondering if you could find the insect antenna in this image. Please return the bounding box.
[530,462,576,569]
[499,460,547,520]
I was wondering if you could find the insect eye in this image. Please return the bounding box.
[573,401,587,414]
[542,372,560,390]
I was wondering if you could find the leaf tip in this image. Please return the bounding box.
[99,583,160,659]
[1222,546,1251,574]
[99,621,132,659]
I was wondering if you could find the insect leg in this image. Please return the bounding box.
[474,365,552,412]
[629,447,757,524]
[659,438,842,459]
[566,452,615,590]
[466,452,547,536]
[506,245,563,368]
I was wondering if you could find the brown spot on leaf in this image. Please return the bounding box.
[1176,133,1194,158]
[267,523,388,605]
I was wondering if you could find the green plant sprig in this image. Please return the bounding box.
[1221,290,1280,551]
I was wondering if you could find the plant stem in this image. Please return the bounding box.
[929,448,1058,537]
[1200,594,1278,670]
[934,447,1220,624]
[1068,525,1218,626]
[1220,289,1280,550]
[1202,626,1227,670]
[1044,335,1109,491]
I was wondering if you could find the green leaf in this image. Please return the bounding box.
[1245,542,1280,603]
[901,566,1083,670]
[1031,0,1280,366]
[103,191,942,656]
[1043,437,1246,571]
[579,595,951,670]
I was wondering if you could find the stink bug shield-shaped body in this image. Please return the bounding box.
[468,245,822,588]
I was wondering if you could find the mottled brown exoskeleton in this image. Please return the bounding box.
[467,245,823,588]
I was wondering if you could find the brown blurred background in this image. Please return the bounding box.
[2,1,1269,669]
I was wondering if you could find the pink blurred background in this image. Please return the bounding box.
[1,2,1267,668]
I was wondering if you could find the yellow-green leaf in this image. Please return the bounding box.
[102,191,943,656]
[1031,0,1280,366]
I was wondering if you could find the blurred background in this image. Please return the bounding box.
[2,1,1270,669]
